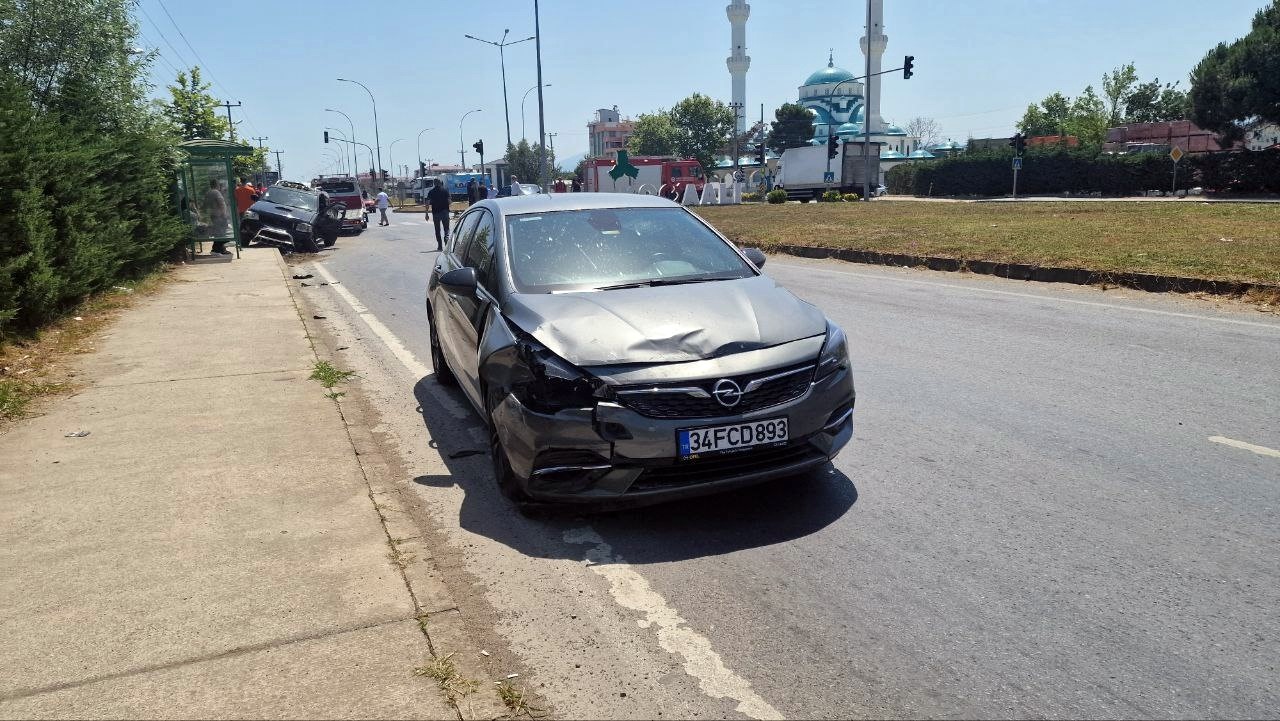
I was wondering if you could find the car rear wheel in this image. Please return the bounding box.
[427,306,456,387]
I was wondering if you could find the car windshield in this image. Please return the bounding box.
[262,187,318,212]
[504,207,755,293]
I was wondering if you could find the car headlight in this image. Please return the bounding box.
[295,221,312,233]
[511,337,602,414]
[242,210,258,220]
[815,322,849,382]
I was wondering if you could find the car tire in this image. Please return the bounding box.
[486,390,532,504]
[427,306,457,387]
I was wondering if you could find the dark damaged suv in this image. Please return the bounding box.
[240,182,343,253]
[426,193,855,508]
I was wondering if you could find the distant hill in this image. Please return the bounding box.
[557,151,586,172]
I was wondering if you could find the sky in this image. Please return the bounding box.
[131,0,1269,181]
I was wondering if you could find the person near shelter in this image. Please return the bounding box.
[234,179,257,217]
[203,178,231,255]
[426,180,451,251]
[375,188,390,226]
[508,175,521,196]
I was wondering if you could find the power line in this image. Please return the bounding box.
[137,5,191,70]
[152,0,262,138]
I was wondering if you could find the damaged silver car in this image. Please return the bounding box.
[426,193,854,507]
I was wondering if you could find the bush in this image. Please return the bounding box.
[885,147,1280,197]
[842,193,861,202]
[741,191,761,202]
[821,190,844,202]
[0,3,185,342]
[766,189,788,204]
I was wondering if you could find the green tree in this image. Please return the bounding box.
[1190,1,1280,142]
[233,146,269,183]
[1018,92,1072,136]
[162,67,228,141]
[1125,79,1189,123]
[0,0,183,339]
[1102,62,1139,124]
[668,93,735,175]
[504,139,554,185]
[766,103,815,153]
[1064,86,1109,146]
[627,112,678,156]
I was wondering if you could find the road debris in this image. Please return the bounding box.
[292,273,313,279]
[64,431,90,438]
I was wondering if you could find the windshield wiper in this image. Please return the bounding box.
[594,276,736,291]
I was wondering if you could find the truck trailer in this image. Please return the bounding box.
[775,141,881,201]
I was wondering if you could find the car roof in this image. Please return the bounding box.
[477,192,680,217]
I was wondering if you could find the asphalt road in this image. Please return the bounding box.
[296,210,1280,719]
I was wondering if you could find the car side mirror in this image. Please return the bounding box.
[440,266,478,297]
[743,247,767,268]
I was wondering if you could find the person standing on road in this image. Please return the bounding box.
[466,178,479,206]
[375,188,390,226]
[486,181,497,200]
[427,180,451,251]
[509,175,521,197]
[204,178,231,255]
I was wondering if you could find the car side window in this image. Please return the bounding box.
[451,211,480,258]
[462,211,496,292]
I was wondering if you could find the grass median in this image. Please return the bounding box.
[695,201,1280,287]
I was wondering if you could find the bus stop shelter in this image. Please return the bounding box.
[175,139,254,259]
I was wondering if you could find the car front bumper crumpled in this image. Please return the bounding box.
[490,364,855,505]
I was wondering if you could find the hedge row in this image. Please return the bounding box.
[0,77,184,340]
[886,148,1280,197]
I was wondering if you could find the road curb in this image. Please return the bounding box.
[277,253,509,721]
[774,243,1278,297]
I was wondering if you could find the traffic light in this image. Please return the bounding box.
[827,134,839,159]
[1009,133,1027,155]
[381,169,389,180]
[756,144,766,166]
[472,140,484,156]
[323,130,329,143]
[903,55,914,80]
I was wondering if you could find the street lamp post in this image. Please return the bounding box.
[459,108,482,167]
[389,138,406,183]
[336,78,383,184]
[325,127,350,174]
[325,108,360,186]
[464,29,534,151]
[416,127,433,170]
[521,83,551,141]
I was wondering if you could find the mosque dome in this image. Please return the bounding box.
[836,122,862,136]
[804,56,856,86]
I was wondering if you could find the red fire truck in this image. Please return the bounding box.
[582,156,706,198]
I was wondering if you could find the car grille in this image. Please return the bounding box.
[628,442,825,491]
[616,363,814,419]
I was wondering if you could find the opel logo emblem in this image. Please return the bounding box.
[712,379,742,408]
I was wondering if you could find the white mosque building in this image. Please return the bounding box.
[725,0,935,172]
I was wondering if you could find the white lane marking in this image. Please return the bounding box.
[309,263,469,420]
[769,260,1280,331]
[564,527,785,721]
[310,264,779,717]
[1208,436,1280,459]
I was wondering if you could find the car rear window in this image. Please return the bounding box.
[320,182,356,194]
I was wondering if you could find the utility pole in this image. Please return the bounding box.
[548,132,556,162]
[251,136,268,149]
[534,0,549,191]
[729,102,744,171]
[219,101,242,141]
[273,150,284,179]
[862,0,873,201]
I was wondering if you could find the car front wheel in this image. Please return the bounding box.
[487,389,531,503]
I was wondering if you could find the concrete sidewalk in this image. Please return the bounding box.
[0,249,454,719]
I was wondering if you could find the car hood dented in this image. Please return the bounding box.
[502,275,827,366]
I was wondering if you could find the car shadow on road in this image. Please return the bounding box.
[411,377,859,564]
